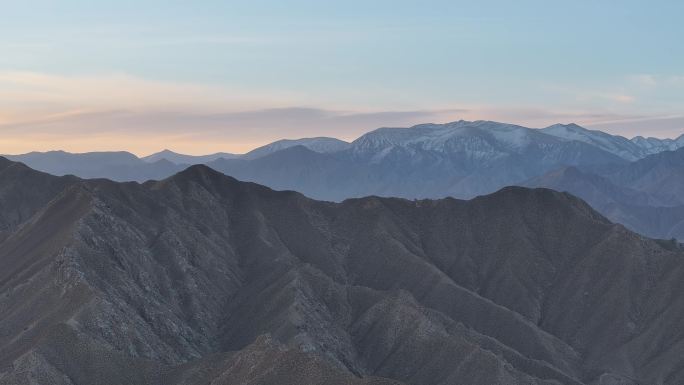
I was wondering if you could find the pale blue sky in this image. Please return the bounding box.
[0,1,682,154]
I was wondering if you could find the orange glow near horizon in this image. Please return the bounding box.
[2,111,683,157]
[0,134,272,157]
[2,71,683,157]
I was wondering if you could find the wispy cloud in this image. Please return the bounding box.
[629,74,684,87]
[630,74,659,87]
[587,93,636,104]
[0,106,471,155]
[127,35,280,47]
[588,115,684,138]
[0,71,296,114]
[4,103,676,156]
[1,71,682,155]
[539,81,640,107]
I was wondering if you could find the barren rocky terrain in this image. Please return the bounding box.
[1,157,684,384]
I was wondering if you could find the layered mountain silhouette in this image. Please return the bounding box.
[141,149,239,164]
[540,123,683,161]
[5,151,184,182]
[4,120,684,242]
[605,147,684,207]
[1,157,684,384]
[525,148,684,240]
[2,121,636,187]
[241,137,351,160]
[523,166,684,240]
[207,121,628,201]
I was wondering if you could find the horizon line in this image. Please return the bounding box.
[2,120,683,158]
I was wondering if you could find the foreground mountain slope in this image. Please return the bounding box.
[1,160,684,384]
[0,158,78,237]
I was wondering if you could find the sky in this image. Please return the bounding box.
[1,0,683,155]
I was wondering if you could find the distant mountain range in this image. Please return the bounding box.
[541,123,684,161]
[138,137,350,164]
[2,156,684,384]
[240,137,351,160]
[4,120,684,241]
[140,149,240,164]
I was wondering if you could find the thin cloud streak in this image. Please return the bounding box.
[2,105,682,156]
[588,116,684,139]
[629,74,684,87]
[1,71,683,155]
[0,71,300,117]
[0,107,469,155]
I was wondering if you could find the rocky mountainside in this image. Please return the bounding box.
[0,158,78,238]
[2,158,684,384]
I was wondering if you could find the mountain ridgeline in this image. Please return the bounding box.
[7,121,681,189]
[5,120,684,242]
[1,157,684,384]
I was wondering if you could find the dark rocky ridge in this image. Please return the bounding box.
[0,159,683,384]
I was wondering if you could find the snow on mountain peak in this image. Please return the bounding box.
[351,120,538,155]
[541,123,650,161]
[630,135,684,154]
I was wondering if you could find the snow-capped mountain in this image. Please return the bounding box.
[243,137,350,159]
[630,135,684,155]
[6,120,683,203]
[207,121,626,201]
[541,123,650,161]
[350,120,624,167]
[7,120,684,243]
[352,120,542,156]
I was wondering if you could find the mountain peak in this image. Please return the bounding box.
[0,155,13,168]
[243,137,350,160]
[544,123,585,131]
[141,149,239,164]
[541,123,647,161]
[0,156,45,174]
[4,157,684,384]
[172,163,227,181]
[349,120,573,162]
[478,184,611,226]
